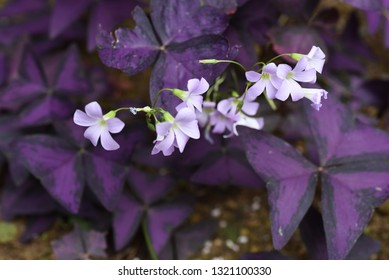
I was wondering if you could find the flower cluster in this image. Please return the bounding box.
[246,46,327,110]
[73,46,327,153]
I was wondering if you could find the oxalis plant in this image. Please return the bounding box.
[0,0,388,260]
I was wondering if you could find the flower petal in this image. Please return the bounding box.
[265,82,277,99]
[289,80,304,101]
[85,101,103,118]
[73,109,97,126]
[293,68,317,83]
[173,128,190,153]
[100,129,120,151]
[263,63,278,74]
[190,77,209,95]
[293,56,308,72]
[179,120,200,139]
[156,122,172,139]
[242,100,259,116]
[175,107,197,124]
[84,124,103,146]
[217,99,232,115]
[275,81,290,101]
[276,64,292,79]
[188,95,204,112]
[106,118,125,134]
[245,71,261,82]
[154,130,175,153]
[247,79,266,99]
[187,78,200,92]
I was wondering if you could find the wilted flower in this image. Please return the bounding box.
[73,101,124,151]
[302,88,328,111]
[152,108,200,156]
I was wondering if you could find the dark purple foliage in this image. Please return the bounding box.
[240,97,389,259]
[97,1,235,112]
[0,45,91,126]
[0,0,388,261]
[50,0,140,51]
[51,226,107,259]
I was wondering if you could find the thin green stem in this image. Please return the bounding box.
[264,94,277,110]
[142,219,158,260]
[250,61,266,71]
[202,59,247,72]
[153,88,172,108]
[265,53,292,65]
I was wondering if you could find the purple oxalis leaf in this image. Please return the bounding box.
[342,0,383,11]
[98,1,233,112]
[51,0,140,51]
[113,192,143,251]
[1,178,57,220]
[189,138,264,188]
[300,207,381,260]
[269,26,327,61]
[150,35,233,111]
[128,167,174,205]
[271,0,320,19]
[20,214,58,243]
[97,7,160,75]
[1,45,91,126]
[159,220,218,260]
[50,0,94,38]
[150,0,228,44]
[147,202,193,255]
[307,98,389,259]
[83,153,127,212]
[321,166,389,259]
[174,220,217,260]
[52,226,107,259]
[239,128,318,249]
[16,135,85,213]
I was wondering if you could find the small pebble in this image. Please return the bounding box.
[237,235,249,244]
[219,220,227,228]
[211,207,221,218]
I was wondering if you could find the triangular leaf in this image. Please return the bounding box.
[52,226,107,259]
[113,192,143,251]
[239,128,317,249]
[147,202,192,255]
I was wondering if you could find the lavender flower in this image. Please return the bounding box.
[73,101,124,151]
[152,108,200,156]
[291,46,326,74]
[245,63,282,99]
[275,57,317,102]
[304,46,326,74]
[210,97,263,136]
[173,78,210,112]
[302,88,328,111]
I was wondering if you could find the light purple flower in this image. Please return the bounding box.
[73,101,125,151]
[275,57,317,102]
[209,97,263,136]
[302,88,328,111]
[233,113,264,136]
[152,108,200,156]
[209,99,240,134]
[174,77,209,112]
[245,63,282,99]
[196,101,216,127]
[305,46,326,74]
